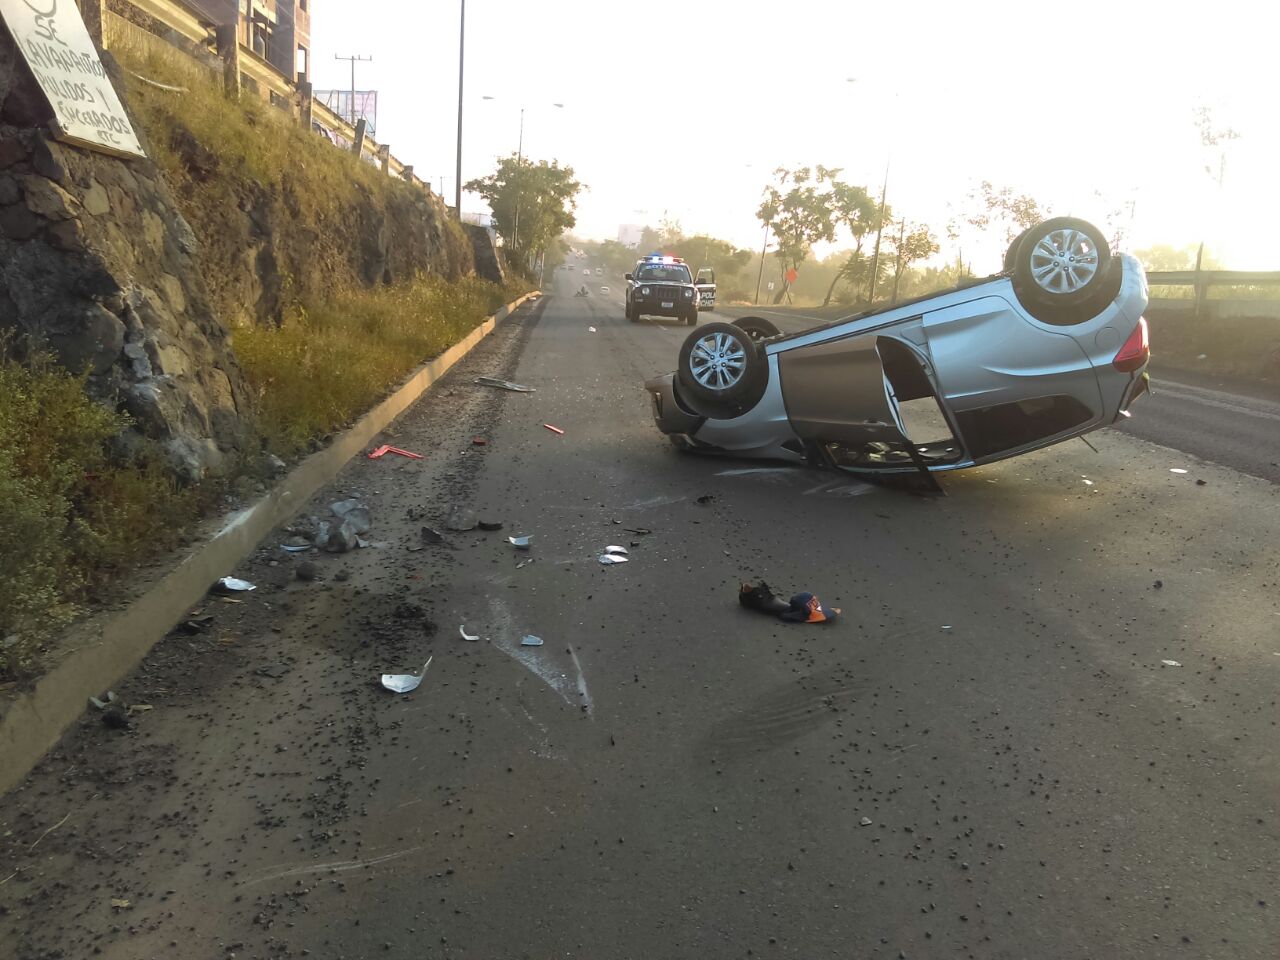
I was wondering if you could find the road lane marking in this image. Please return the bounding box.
[1152,380,1280,423]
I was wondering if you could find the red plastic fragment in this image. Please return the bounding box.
[542,424,565,435]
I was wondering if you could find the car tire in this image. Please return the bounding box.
[1003,226,1032,274]
[628,303,639,322]
[731,315,782,344]
[676,321,767,416]
[1010,217,1117,324]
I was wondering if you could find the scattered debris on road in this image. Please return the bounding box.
[478,520,504,531]
[1170,468,1188,474]
[475,376,534,392]
[520,635,544,647]
[588,326,597,332]
[508,535,532,549]
[472,437,488,446]
[860,817,873,826]
[280,540,311,553]
[1154,580,1163,589]
[543,424,565,435]
[444,504,478,531]
[696,494,716,505]
[1162,659,1182,667]
[368,444,424,460]
[459,625,480,642]
[179,613,215,634]
[598,545,630,565]
[740,582,840,624]
[381,657,432,694]
[331,499,372,534]
[295,561,321,581]
[421,526,446,544]
[214,576,256,594]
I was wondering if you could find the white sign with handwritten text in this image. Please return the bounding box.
[0,0,145,158]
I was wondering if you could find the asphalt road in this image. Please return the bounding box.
[2,267,1278,960]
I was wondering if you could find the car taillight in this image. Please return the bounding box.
[1113,317,1149,372]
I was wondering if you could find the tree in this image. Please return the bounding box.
[885,220,939,303]
[820,180,879,306]
[466,155,582,271]
[675,234,753,281]
[1134,244,1222,273]
[956,181,1048,244]
[757,165,841,303]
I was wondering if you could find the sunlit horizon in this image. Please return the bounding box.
[311,0,1279,270]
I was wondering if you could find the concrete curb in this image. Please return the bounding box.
[0,291,539,797]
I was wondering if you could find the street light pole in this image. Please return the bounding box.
[454,0,465,218]
[513,107,525,253]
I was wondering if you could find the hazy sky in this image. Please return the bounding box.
[311,0,1279,270]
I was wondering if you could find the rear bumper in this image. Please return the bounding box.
[644,374,705,435]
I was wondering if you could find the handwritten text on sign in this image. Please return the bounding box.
[0,0,145,158]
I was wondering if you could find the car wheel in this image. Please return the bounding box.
[628,303,639,322]
[1011,217,1115,323]
[731,315,782,343]
[676,322,767,414]
[1003,226,1031,274]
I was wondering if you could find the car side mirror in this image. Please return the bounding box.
[624,273,633,281]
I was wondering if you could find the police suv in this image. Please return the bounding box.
[625,254,700,326]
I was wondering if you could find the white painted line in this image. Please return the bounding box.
[1153,380,1280,423]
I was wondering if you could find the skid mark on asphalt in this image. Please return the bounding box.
[487,597,594,716]
[700,660,870,762]
[241,848,422,887]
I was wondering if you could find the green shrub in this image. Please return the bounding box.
[0,356,198,677]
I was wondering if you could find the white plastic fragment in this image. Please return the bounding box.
[588,326,597,332]
[1169,468,1189,474]
[217,577,256,592]
[1161,659,1182,667]
[859,817,872,826]
[382,657,432,693]
[459,625,480,642]
[604,545,629,555]
[520,635,544,647]
[508,535,532,549]
[598,554,629,565]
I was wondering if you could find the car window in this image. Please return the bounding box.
[636,264,692,283]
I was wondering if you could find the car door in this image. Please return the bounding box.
[920,296,1104,460]
[776,328,909,449]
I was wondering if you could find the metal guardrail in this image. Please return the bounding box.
[1147,270,1280,287]
[104,0,430,196]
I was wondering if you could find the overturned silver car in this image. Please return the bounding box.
[645,218,1150,479]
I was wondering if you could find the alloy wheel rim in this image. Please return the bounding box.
[1029,228,1100,295]
[690,332,747,390]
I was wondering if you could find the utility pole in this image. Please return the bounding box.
[334,54,371,127]
[866,160,889,305]
[753,222,771,305]
[454,0,465,218]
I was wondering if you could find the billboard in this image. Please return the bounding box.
[315,90,377,136]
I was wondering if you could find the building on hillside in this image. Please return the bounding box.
[618,224,643,248]
[189,0,312,83]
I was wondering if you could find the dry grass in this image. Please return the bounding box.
[235,275,527,457]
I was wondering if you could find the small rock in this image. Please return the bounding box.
[477,520,503,531]
[296,561,321,581]
[102,706,130,729]
[334,569,350,582]
[859,817,872,826]
[1153,580,1163,589]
